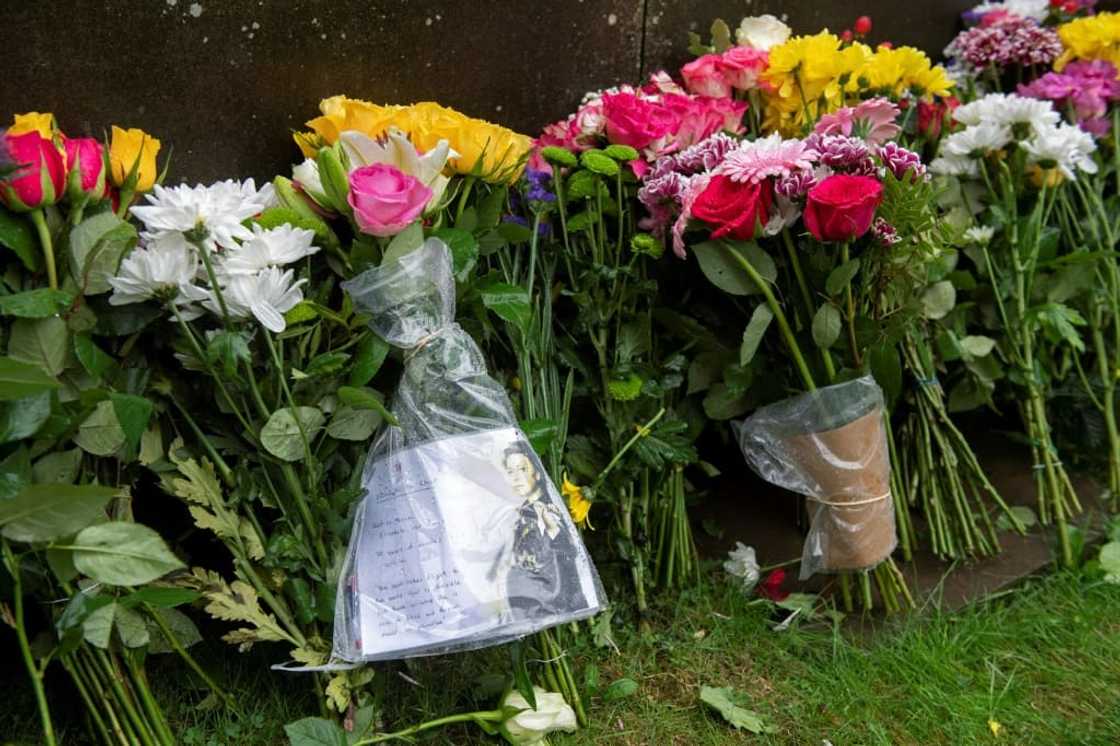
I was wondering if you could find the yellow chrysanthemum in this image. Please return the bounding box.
[562,476,592,530]
[9,112,54,138]
[854,46,953,100]
[1055,12,1120,71]
[295,95,531,183]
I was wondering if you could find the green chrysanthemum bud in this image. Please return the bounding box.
[580,149,621,177]
[566,170,600,201]
[630,233,664,259]
[540,146,579,168]
[607,372,643,401]
[603,144,640,162]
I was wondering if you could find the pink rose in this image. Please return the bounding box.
[681,54,731,98]
[804,174,883,243]
[573,99,606,146]
[348,164,432,237]
[662,95,746,151]
[718,47,769,91]
[63,137,108,203]
[602,91,680,150]
[0,131,65,212]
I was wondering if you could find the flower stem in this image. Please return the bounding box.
[592,408,666,490]
[352,710,505,745]
[30,208,58,290]
[190,235,232,325]
[2,540,57,746]
[146,603,241,714]
[840,242,861,368]
[726,246,816,391]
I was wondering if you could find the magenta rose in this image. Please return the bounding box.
[681,54,732,98]
[803,174,883,243]
[690,174,773,241]
[348,164,432,237]
[601,91,680,150]
[64,137,108,203]
[0,131,65,212]
[718,47,769,91]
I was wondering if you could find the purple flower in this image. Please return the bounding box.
[774,168,816,199]
[1019,60,1120,137]
[804,133,876,176]
[947,17,1062,70]
[524,168,556,203]
[872,217,900,246]
[877,141,927,181]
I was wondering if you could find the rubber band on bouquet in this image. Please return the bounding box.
[807,490,892,508]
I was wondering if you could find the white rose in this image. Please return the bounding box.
[735,14,791,51]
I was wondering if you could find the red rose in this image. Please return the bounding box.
[690,175,773,241]
[803,174,883,243]
[758,569,789,602]
[0,131,65,212]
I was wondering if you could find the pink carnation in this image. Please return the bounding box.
[948,16,1062,70]
[1019,60,1120,137]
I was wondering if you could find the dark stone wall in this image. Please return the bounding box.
[1,1,989,183]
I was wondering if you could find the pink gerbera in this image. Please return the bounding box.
[815,98,902,145]
[715,133,818,184]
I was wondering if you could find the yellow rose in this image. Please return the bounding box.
[109,126,162,192]
[9,112,55,138]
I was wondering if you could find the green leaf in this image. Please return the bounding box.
[693,240,775,296]
[8,316,69,376]
[0,356,60,400]
[431,227,479,280]
[740,305,773,366]
[1100,542,1120,583]
[146,607,202,653]
[0,289,74,318]
[260,407,325,462]
[710,18,733,51]
[205,331,252,378]
[121,587,201,609]
[110,393,154,454]
[703,383,750,420]
[520,418,557,455]
[348,333,390,387]
[0,392,52,444]
[1030,302,1087,352]
[688,350,732,395]
[0,484,116,543]
[73,334,117,379]
[603,678,639,702]
[82,602,116,649]
[75,400,126,456]
[811,305,841,349]
[70,522,185,586]
[115,605,151,648]
[699,686,775,733]
[825,258,861,296]
[920,281,956,320]
[68,212,138,295]
[476,185,508,230]
[868,343,902,407]
[0,447,31,500]
[480,280,531,331]
[336,386,396,425]
[284,301,319,326]
[958,335,996,359]
[381,221,424,265]
[303,352,351,379]
[284,717,349,746]
[325,405,380,441]
[996,505,1038,532]
[0,206,39,271]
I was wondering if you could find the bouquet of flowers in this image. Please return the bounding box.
[0,112,229,746]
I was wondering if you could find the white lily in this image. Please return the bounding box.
[339,127,454,209]
[220,224,319,276]
[499,687,578,746]
[212,266,306,333]
[292,158,330,207]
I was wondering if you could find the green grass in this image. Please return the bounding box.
[4,571,1119,745]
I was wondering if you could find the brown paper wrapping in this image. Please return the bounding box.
[785,407,896,571]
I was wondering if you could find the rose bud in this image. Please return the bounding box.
[0,130,66,212]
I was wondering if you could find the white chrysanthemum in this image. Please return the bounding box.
[970,0,1048,21]
[212,267,306,333]
[941,123,1013,159]
[1022,123,1099,179]
[736,14,791,50]
[130,179,275,252]
[930,155,980,178]
[220,224,319,276]
[723,542,760,593]
[963,225,996,245]
[108,234,206,318]
[953,94,1059,135]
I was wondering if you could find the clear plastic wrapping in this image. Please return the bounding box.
[734,376,897,579]
[333,239,605,662]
